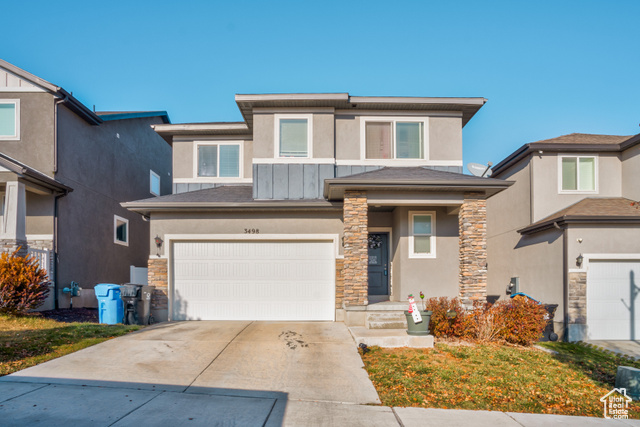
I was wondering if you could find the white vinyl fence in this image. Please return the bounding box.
[28,248,54,280]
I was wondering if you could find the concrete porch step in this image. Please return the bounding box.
[365,312,408,329]
[349,327,434,348]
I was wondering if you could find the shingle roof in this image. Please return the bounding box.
[518,198,640,234]
[530,133,632,145]
[122,185,338,213]
[492,133,639,176]
[331,166,499,182]
[324,167,512,199]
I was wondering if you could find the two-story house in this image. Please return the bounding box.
[487,133,640,341]
[0,59,172,310]
[124,93,511,324]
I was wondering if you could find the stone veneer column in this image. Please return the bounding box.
[459,193,487,308]
[335,258,344,309]
[567,272,586,324]
[343,190,368,306]
[148,258,168,314]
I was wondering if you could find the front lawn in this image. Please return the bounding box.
[0,314,141,376]
[362,342,640,417]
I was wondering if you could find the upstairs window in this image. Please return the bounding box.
[197,144,241,178]
[275,114,312,158]
[0,100,19,140]
[364,118,425,160]
[560,156,596,192]
[150,170,160,196]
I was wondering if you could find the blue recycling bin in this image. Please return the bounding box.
[94,284,124,324]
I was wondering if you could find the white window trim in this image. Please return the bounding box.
[150,170,160,196]
[0,99,20,141]
[408,211,436,259]
[193,141,244,182]
[360,116,429,163]
[114,215,129,246]
[557,154,598,194]
[274,114,313,159]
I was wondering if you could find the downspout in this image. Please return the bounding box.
[52,95,68,309]
[554,221,569,341]
[53,190,70,309]
[53,95,68,173]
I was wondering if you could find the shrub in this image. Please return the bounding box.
[469,301,505,343]
[493,296,547,346]
[0,249,50,315]
[424,297,475,339]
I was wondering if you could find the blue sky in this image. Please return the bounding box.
[2,0,638,167]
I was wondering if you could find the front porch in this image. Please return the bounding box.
[324,167,512,329]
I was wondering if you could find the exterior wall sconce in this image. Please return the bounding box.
[155,235,164,257]
[576,254,583,267]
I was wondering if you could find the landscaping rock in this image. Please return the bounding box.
[615,366,640,400]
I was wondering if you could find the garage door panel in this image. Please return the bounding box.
[172,240,335,321]
[587,260,640,340]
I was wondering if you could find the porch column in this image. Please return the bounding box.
[0,180,28,256]
[343,190,368,306]
[459,192,487,308]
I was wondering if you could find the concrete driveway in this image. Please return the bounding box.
[0,321,384,426]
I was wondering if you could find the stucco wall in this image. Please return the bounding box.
[25,192,54,235]
[56,106,172,307]
[390,206,460,301]
[172,137,253,180]
[486,227,565,318]
[149,210,344,256]
[0,92,55,175]
[567,225,640,263]
[487,158,531,238]
[622,144,640,201]
[335,114,462,162]
[532,153,622,222]
[252,111,334,160]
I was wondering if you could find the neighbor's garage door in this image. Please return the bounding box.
[587,260,640,340]
[172,240,335,321]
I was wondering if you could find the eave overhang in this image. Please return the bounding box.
[518,216,640,235]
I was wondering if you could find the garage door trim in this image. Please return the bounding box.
[165,233,342,321]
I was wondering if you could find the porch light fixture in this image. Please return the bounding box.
[576,254,583,267]
[154,235,164,257]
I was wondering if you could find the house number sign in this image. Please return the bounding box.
[244,228,260,234]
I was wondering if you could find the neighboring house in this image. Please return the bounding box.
[0,59,172,310]
[487,133,640,341]
[124,93,511,324]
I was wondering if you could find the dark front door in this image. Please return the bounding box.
[368,233,389,297]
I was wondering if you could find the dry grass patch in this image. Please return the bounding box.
[0,314,140,376]
[361,342,640,417]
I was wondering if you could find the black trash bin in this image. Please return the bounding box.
[120,284,154,325]
[540,304,559,342]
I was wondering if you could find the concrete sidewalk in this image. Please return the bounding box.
[1,380,638,426]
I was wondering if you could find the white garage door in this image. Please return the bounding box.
[587,260,640,340]
[172,240,335,321]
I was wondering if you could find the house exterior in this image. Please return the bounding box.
[0,59,172,310]
[487,133,640,341]
[124,93,511,324]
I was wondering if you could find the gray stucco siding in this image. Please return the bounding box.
[149,210,345,257]
[622,144,640,201]
[26,192,54,235]
[0,92,55,175]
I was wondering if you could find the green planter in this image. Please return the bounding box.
[405,310,433,336]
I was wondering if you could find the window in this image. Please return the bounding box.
[275,114,312,158]
[197,144,241,178]
[363,118,425,160]
[150,170,160,196]
[0,100,19,140]
[559,156,597,192]
[114,215,129,246]
[409,211,435,258]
